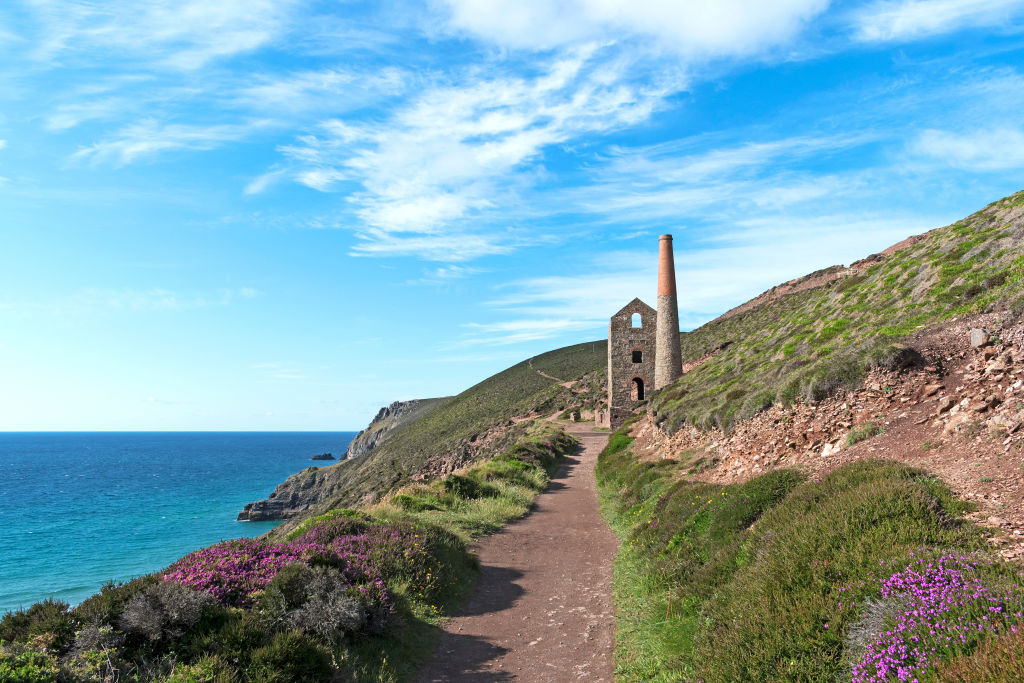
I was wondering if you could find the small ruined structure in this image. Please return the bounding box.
[599,234,683,429]
[605,298,657,427]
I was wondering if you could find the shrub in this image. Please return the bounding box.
[848,553,1024,682]
[119,581,214,646]
[247,631,332,683]
[0,599,77,653]
[930,620,1024,682]
[161,654,236,683]
[163,539,313,608]
[73,574,162,627]
[442,474,498,500]
[0,643,60,683]
[257,564,370,641]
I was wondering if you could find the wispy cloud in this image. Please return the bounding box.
[2,286,261,316]
[464,210,933,346]
[28,0,297,69]
[567,133,870,224]
[275,46,684,260]
[460,318,598,346]
[71,119,273,165]
[911,127,1024,170]
[407,264,484,285]
[235,67,408,114]
[441,0,830,56]
[852,0,1024,43]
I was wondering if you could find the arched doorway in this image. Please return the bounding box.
[631,377,645,400]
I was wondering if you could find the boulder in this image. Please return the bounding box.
[970,328,990,348]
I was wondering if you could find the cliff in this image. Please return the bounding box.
[237,397,449,521]
[344,398,448,460]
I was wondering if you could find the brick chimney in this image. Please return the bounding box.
[655,234,683,389]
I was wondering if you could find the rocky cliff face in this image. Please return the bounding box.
[237,398,446,522]
[345,400,436,459]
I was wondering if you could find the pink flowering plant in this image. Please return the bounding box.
[163,516,446,611]
[843,552,1024,682]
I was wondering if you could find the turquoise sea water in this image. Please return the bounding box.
[0,431,356,615]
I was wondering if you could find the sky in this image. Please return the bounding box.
[2,0,1024,430]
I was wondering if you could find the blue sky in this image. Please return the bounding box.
[2,0,1024,430]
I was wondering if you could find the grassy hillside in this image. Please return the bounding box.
[597,426,1024,682]
[286,339,607,513]
[654,190,1024,433]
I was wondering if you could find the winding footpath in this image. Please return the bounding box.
[416,425,618,682]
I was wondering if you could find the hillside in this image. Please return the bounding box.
[249,190,1024,530]
[654,190,1024,433]
[597,188,1024,681]
[243,340,608,530]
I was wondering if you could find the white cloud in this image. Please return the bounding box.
[408,264,484,285]
[46,98,130,131]
[279,47,684,260]
[911,127,1024,170]
[71,119,272,165]
[235,67,407,114]
[461,318,598,345]
[441,0,830,57]
[0,139,6,149]
[568,133,868,223]
[852,0,1024,42]
[29,0,296,69]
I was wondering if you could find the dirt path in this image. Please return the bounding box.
[416,425,618,682]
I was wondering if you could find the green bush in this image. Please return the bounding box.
[442,474,499,500]
[248,631,333,683]
[598,433,992,682]
[0,599,77,653]
[0,644,60,683]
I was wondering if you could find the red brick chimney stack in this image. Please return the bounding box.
[655,234,683,389]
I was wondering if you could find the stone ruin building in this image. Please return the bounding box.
[598,235,683,428]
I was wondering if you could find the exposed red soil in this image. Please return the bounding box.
[415,425,617,682]
[632,313,1024,561]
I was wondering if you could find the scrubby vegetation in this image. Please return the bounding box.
[596,428,1024,681]
[1,424,578,682]
[652,190,1024,433]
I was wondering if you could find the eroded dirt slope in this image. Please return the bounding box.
[634,312,1024,561]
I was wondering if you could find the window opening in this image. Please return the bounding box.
[631,312,641,328]
[632,348,643,363]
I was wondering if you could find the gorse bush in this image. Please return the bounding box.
[595,425,1018,682]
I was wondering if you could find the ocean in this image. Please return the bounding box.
[0,431,356,615]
